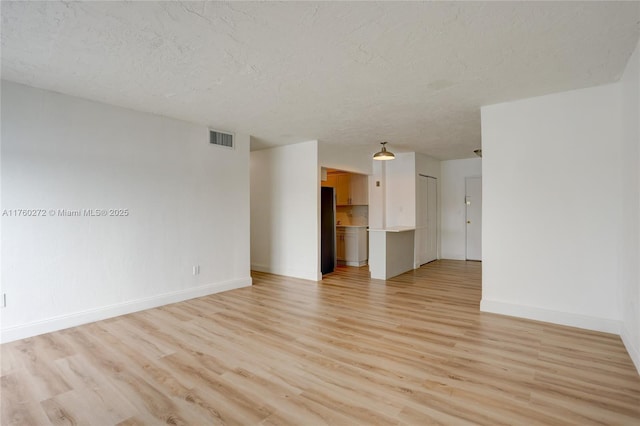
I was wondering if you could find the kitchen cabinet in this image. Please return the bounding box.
[336,228,346,261]
[331,173,368,206]
[323,174,338,189]
[349,174,368,205]
[336,227,368,266]
[336,174,350,205]
[344,231,358,262]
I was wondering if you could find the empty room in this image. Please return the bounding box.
[2,1,640,424]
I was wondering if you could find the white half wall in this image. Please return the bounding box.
[619,39,640,373]
[1,81,252,343]
[441,158,482,260]
[481,82,623,334]
[250,141,320,281]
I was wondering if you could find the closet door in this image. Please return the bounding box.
[416,175,437,266]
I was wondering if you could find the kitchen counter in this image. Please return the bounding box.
[368,226,414,232]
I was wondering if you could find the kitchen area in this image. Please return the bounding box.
[320,169,369,274]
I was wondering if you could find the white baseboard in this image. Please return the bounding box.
[1,277,252,344]
[251,264,320,282]
[480,299,622,334]
[621,325,640,375]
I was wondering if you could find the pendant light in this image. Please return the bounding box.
[373,142,395,161]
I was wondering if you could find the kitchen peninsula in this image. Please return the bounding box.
[368,227,415,279]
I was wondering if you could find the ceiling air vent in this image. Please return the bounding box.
[209,129,234,149]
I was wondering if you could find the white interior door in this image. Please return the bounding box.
[465,176,482,261]
[416,175,438,266]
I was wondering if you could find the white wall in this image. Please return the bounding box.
[318,142,374,176]
[385,152,417,228]
[369,160,385,229]
[250,141,320,281]
[415,153,441,180]
[368,152,441,231]
[481,83,624,334]
[323,147,440,233]
[1,81,252,342]
[619,39,640,373]
[441,158,482,260]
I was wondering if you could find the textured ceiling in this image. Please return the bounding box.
[2,1,639,159]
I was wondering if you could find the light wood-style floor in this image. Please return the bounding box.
[2,260,639,425]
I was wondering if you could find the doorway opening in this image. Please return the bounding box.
[320,168,370,275]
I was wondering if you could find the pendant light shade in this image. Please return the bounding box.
[373,142,395,161]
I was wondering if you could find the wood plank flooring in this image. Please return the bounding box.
[2,260,639,425]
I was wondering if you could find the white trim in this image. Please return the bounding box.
[480,299,622,334]
[621,325,640,375]
[0,277,252,343]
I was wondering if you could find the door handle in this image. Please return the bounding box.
[467,221,471,224]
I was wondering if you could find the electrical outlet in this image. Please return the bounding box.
[2,293,6,308]
[192,265,200,275]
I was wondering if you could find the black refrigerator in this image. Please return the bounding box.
[321,186,336,275]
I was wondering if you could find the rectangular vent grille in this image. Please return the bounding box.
[209,130,234,148]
